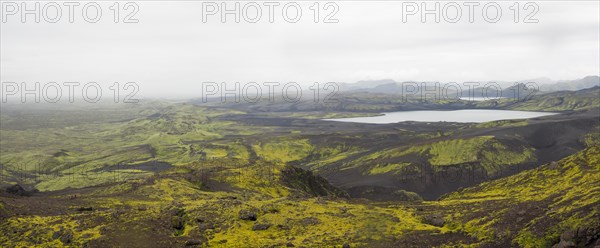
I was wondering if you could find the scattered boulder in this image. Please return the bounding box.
[171,216,185,230]
[301,217,320,225]
[111,208,127,218]
[553,227,600,248]
[59,230,73,244]
[423,214,445,227]
[239,210,257,221]
[185,239,202,246]
[561,230,576,242]
[261,204,280,213]
[52,229,63,240]
[170,207,186,231]
[198,222,214,231]
[276,224,291,230]
[76,207,94,212]
[553,239,576,248]
[342,244,351,248]
[252,223,272,231]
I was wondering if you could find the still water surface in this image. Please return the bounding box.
[323,109,557,124]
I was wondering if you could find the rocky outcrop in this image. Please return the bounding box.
[552,227,600,248]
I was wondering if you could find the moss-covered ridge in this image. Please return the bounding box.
[439,145,600,247]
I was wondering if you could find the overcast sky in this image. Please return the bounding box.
[1,1,599,98]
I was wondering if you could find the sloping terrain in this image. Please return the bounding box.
[0,156,443,247]
[1,87,599,247]
[437,144,600,247]
[0,134,597,247]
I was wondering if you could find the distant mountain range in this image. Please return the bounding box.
[341,76,600,95]
[540,75,600,91]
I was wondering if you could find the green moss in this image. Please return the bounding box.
[35,169,151,192]
[428,136,494,165]
[583,126,600,147]
[368,163,412,175]
[475,120,528,129]
[443,146,600,247]
[253,139,313,163]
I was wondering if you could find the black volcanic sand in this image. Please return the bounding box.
[219,108,599,200]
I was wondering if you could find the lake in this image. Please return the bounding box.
[459,97,506,102]
[323,109,557,124]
